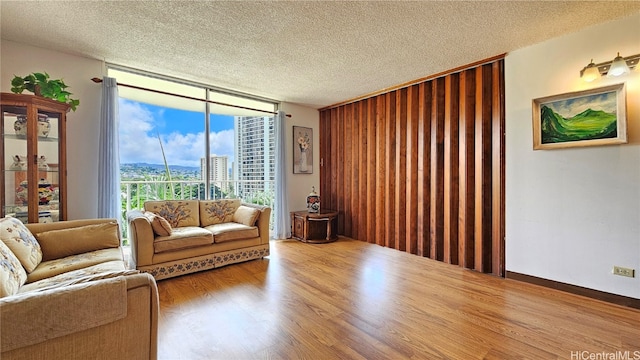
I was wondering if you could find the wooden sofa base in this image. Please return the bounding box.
[138,244,270,280]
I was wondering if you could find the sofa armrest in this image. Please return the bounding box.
[241,203,271,245]
[1,273,158,360]
[127,210,155,267]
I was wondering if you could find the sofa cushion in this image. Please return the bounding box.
[233,205,261,226]
[145,200,199,227]
[0,216,42,273]
[143,211,172,236]
[200,199,241,226]
[205,223,259,243]
[0,240,28,298]
[20,261,135,293]
[2,276,128,353]
[35,222,120,261]
[153,226,213,253]
[26,248,124,284]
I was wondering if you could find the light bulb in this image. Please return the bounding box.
[581,60,600,82]
[608,53,630,77]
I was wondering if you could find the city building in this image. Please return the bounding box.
[233,116,275,200]
[200,155,228,192]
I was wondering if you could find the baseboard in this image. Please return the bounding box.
[506,271,640,310]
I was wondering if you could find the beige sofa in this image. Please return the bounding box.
[127,199,270,280]
[0,218,159,360]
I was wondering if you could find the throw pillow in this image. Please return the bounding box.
[0,216,43,273]
[0,239,28,297]
[36,222,120,261]
[143,211,172,236]
[200,199,241,226]
[144,200,199,227]
[232,205,261,226]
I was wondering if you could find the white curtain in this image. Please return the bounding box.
[97,77,121,221]
[273,110,290,239]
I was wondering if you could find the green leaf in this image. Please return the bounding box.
[70,99,79,111]
[10,72,79,111]
[11,76,24,87]
[33,72,48,82]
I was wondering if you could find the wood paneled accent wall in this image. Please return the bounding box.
[319,59,505,276]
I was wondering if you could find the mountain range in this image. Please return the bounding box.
[540,106,617,144]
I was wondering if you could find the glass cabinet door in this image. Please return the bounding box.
[2,105,29,221]
[1,105,61,223]
[36,109,60,223]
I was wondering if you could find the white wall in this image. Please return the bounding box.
[505,13,640,298]
[279,102,321,235]
[1,40,104,220]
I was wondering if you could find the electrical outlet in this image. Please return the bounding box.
[613,266,635,278]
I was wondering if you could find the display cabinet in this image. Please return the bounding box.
[1,93,69,223]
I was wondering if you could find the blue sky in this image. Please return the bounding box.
[118,99,236,168]
[145,104,235,134]
[544,91,617,118]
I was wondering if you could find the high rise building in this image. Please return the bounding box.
[200,155,229,192]
[233,116,275,199]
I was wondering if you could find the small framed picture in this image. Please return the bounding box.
[293,126,313,174]
[532,83,627,150]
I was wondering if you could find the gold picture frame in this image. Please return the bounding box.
[532,83,627,150]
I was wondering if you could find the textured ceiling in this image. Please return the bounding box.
[1,1,639,109]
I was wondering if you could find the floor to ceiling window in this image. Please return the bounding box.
[107,66,277,231]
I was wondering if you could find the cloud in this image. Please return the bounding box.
[545,91,617,118]
[118,99,235,168]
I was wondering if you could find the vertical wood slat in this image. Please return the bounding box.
[319,111,327,210]
[375,95,386,247]
[473,66,486,273]
[318,58,505,275]
[419,83,433,258]
[430,79,445,261]
[350,103,359,240]
[366,98,377,244]
[444,74,460,265]
[336,107,344,235]
[458,70,475,269]
[330,108,340,218]
[416,83,427,257]
[406,85,419,255]
[492,61,506,276]
[395,89,407,252]
[344,104,352,238]
[482,65,494,273]
[358,101,367,242]
[385,92,396,249]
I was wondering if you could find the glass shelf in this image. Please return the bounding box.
[4,169,59,173]
[3,134,59,142]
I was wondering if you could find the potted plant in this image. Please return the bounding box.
[10,72,80,111]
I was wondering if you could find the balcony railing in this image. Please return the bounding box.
[120,179,275,243]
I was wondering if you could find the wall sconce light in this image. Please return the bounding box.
[580,52,639,82]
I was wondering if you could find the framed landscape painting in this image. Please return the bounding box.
[532,83,627,150]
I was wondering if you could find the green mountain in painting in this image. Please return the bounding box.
[540,106,617,144]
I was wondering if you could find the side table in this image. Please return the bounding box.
[290,209,339,243]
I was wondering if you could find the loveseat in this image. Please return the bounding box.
[127,199,270,280]
[0,217,159,360]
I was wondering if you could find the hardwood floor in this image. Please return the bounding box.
[157,238,640,359]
